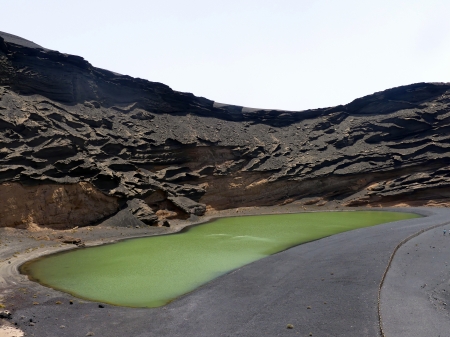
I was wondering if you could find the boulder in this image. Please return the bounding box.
[126,198,158,225]
[168,196,206,216]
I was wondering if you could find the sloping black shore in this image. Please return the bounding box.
[3,207,449,337]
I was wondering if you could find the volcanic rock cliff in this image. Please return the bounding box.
[1,31,450,229]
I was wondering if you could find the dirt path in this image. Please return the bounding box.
[380,219,450,336]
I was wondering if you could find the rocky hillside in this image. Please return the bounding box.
[1,31,450,229]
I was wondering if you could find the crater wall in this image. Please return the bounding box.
[1,31,450,228]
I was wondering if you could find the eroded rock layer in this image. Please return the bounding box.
[0,182,118,229]
[1,31,450,228]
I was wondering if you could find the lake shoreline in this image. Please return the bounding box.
[0,203,348,335]
[20,210,419,308]
[0,205,446,336]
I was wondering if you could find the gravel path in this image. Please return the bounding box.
[2,207,449,337]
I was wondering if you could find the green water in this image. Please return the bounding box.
[21,211,419,307]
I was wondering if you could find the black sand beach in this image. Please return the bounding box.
[2,207,450,336]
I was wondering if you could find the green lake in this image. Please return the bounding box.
[21,211,420,307]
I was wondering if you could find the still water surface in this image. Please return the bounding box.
[21,211,420,307]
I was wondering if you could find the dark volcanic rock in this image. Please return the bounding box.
[126,198,158,225]
[100,207,147,228]
[0,310,11,319]
[59,236,83,245]
[1,31,450,227]
[167,196,206,216]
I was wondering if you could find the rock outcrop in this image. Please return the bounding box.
[0,182,118,229]
[1,31,450,228]
[125,198,158,225]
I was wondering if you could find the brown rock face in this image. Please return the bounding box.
[1,31,450,229]
[0,182,118,229]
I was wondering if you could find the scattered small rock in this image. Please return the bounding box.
[60,236,82,245]
[86,332,95,336]
[98,304,105,308]
[0,310,11,319]
[286,324,294,329]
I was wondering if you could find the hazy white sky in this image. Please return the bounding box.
[2,0,450,110]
